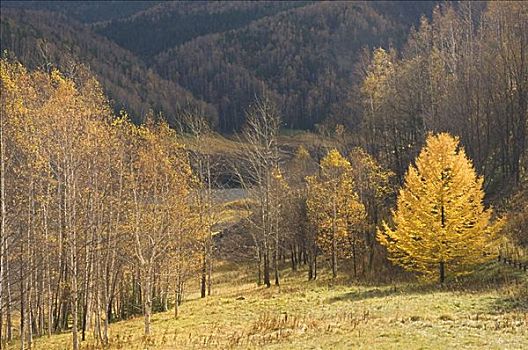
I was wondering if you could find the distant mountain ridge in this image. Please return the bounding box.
[154,1,425,131]
[1,1,437,131]
[95,1,307,60]
[1,1,160,23]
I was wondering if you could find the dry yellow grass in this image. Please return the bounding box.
[7,262,527,350]
[179,129,339,158]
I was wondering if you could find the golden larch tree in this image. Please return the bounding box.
[377,133,503,283]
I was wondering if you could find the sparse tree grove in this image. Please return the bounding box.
[0,60,202,348]
[0,1,526,349]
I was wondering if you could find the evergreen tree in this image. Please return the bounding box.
[378,133,504,284]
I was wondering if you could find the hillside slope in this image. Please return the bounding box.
[95,1,307,60]
[6,262,527,349]
[0,8,217,125]
[1,1,437,132]
[154,2,435,131]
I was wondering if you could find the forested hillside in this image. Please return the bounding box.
[0,8,217,125]
[358,2,527,190]
[155,2,408,131]
[1,1,436,130]
[96,1,308,59]
[0,1,160,23]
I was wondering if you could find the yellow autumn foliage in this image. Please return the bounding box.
[377,133,504,283]
[307,149,367,277]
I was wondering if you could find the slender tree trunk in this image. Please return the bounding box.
[440,202,446,285]
[0,118,4,347]
[42,198,53,338]
[274,210,280,286]
[314,251,318,280]
[81,238,93,342]
[54,180,66,333]
[0,251,3,348]
[5,235,12,342]
[439,262,445,285]
[291,245,297,272]
[71,238,79,350]
[308,248,313,280]
[331,199,338,279]
[37,247,45,337]
[206,158,213,297]
[26,181,34,349]
[178,281,184,306]
[101,257,109,345]
[27,271,33,349]
[368,236,375,272]
[0,260,3,347]
[174,273,181,319]
[93,242,102,346]
[162,274,169,312]
[94,289,102,347]
[264,166,271,288]
[142,265,152,336]
[200,253,206,298]
[207,250,212,296]
[352,242,357,278]
[263,244,271,288]
[19,236,25,350]
[257,248,262,286]
[108,269,119,323]
[68,165,80,350]
[273,252,279,286]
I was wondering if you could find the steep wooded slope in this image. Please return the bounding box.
[0,8,217,125]
[1,2,436,131]
[154,1,424,131]
[95,1,307,60]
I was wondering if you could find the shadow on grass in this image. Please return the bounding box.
[489,295,528,313]
[451,262,528,314]
[486,277,528,313]
[326,262,528,311]
[325,282,438,303]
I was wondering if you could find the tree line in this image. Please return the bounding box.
[0,59,215,349]
[356,2,527,189]
[233,101,503,289]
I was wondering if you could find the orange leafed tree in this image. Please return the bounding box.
[378,133,504,283]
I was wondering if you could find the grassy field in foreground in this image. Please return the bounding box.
[8,262,528,350]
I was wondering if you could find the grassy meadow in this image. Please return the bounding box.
[9,262,527,350]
